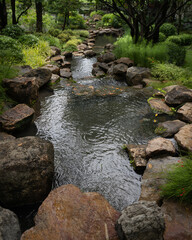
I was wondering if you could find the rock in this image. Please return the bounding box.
[0,104,34,132]
[77,44,88,51]
[50,74,60,84]
[97,62,109,73]
[17,65,32,75]
[84,50,96,57]
[155,120,186,137]
[0,136,54,207]
[0,132,15,141]
[163,85,179,93]
[50,46,61,57]
[23,68,52,88]
[140,157,180,202]
[3,77,39,104]
[92,67,105,77]
[42,64,60,75]
[146,137,176,158]
[50,55,65,63]
[132,84,143,89]
[113,64,128,81]
[116,201,165,240]
[0,206,21,240]
[98,52,116,63]
[148,98,172,115]
[115,57,134,67]
[88,38,95,43]
[21,184,120,240]
[126,67,151,86]
[162,201,192,240]
[177,102,192,123]
[104,43,114,50]
[61,51,72,58]
[174,124,192,152]
[61,61,71,69]
[142,78,159,86]
[125,144,147,173]
[165,86,192,106]
[60,69,72,78]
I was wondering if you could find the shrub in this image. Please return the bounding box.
[18,34,39,47]
[73,30,89,38]
[48,28,62,37]
[102,13,122,28]
[166,35,182,45]
[0,35,23,66]
[23,40,51,68]
[58,32,71,43]
[69,14,86,29]
[167,34,192,46]
[39,34,61,48]
[161,155,192,204]
[90,10,105,17]
[166,41,186,66]
[63,39,80,52]
[1,24,24,39]
[114,34,168,67]
[159,32,167,42]
[160,23,177,37]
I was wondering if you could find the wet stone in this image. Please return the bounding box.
[148,98,172,115]
[155,120,186,137]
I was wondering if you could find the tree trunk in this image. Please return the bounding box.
[0,0,7,30]
[35,0,43,32]
[11,0,17,24]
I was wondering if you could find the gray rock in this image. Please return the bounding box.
[163,85,179,93]
[97,62,109,73]
[0,136,54,207]
[165,86,192,106]
[61,51,72,58]
[126,67,151,86]
[97,52,116,63]
[146,137,176,158]
[61,61,71,69]
[155,120,186,137]
[84,50,96,57]
[0,206,21,240]
[92,67,105,77]
[113,64,128,81]
[0,104,34,132]
[116,201,165,240]
[23,68,52,88]
[77,44,88,51]
[50,55,65,63]
[43,64,60,75]
[177,102,192,123]
[148,98,172,115]
[174,124,192,152]
[104,43,114,50]
[140,157,180,202]
[60,69,72,78]
[17,65,32,75]
[50,46,61,57]
[50,74,60,84]
[115,57,134,67]
[0,132,15,141]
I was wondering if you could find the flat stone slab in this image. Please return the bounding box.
[126,144,147,173]
[42,64,60,75]
[140,157,180,203]
[116,201,165,240]
[162,201,192,240]
[148,98,172,115]
[21,185,120,240]
[146,137,176,159]
[177,102,192,123]
[165,86,192,106]
[60,69,72,78]
[0,104,34,132]
[174,124,192,152]
[155,120,186,137]
[50,55,65,63]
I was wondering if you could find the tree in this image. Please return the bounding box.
[98,0,191,43]
[0,0,7,30]
[35,0,43,32]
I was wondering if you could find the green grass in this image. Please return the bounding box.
[161,154,192,204]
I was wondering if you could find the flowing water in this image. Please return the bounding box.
[35,35,157,211]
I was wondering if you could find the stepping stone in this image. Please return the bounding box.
[155,120,186,137]
[43,64,60,75]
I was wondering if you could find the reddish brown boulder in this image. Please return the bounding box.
[21,185,120,240]
[43,64,60,75]
[3,77,38,104]
[174,124,192,152]
[115,57,134,67]
[177,102,192,123]
[162,201,192,240]
[0,104,34,132]
[148,98,172,115]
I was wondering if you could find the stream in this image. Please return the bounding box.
[35,34,157,211]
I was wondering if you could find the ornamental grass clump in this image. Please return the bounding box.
[161,155,192,204]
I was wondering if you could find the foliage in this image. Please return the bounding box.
[1,24,24,39]
[18,34,39,47]
[38,34,62,48]
[161,155,192,204]
[151,63,192,88]
[159,32,167,42]
[0,35,23,66]
[73,30,89,38]
[114,33,168,67]
[160,23,177,37]
[102,13,122,28]
[166,34,192,46]
[90,10,105,17]
[58,32,71,43]
[63,39,80,52]
[69,14,86,29]
[48,28,62,37]
[184,49,192,70]
[166,41,186,66]
[23,40,51,68]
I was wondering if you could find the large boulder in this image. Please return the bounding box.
[174,124,192,152]
[42,64,60,75]
[162,200,192,240]
[115,57,134,67]
[126,67,151,86]
[92,67,105,77]
[113,64,128,81]
[84,50,96,57]
[140,157,180,202]
[0,206,21,240]
[177,102,192,123]
[0,104,34,132]
[23,68,52,88]
[0,136,54,207]
[3,77,39,104]
[97,62,109,73]
[98,52,116,63]
[165,86,192,106]
[21,184,120,240]
[155,120,186,137]
[146,137,176,159]
[0,132,15,141]
[116,201,165,240]
[148,98,172,115]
